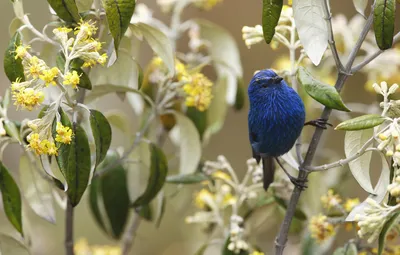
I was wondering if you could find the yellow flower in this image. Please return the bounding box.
[175,60,190,82]
[211,170,231,181]
[74,238,91,255]
[97,53,108,65]
[183,73,213,111]
[27,133,58,155]
[320,189,342,210]
[63,71,81,89]
[55,122,73,144]
[309,214,336,243]
[14,45,31,60]
[39,67,59,86]
[193,0,223,10]
[75,20,97,39]
[74,238,121,255]
[40,140,58,156]
[13,87,44,111]
[222,192,237,206]
[344,198,360,213]
[287,0,292,5]
[28,56,45,79]
[82,59,97,68]
[56,27,72,33]
[250,252,264,255]
[195,189,214,209]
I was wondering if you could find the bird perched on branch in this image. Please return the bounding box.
[248,69,328,190]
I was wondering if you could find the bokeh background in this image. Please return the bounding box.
[0,1,377,254]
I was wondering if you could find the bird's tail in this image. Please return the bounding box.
[262,156,275,190]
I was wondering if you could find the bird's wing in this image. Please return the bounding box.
[250,131,261,163]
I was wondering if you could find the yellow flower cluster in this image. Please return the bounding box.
[309,214,336,243]
[12,85,44,111]
[183,73,213,112]
[55,122,73,144]
[63,71,81,89]
[320,189,342,210]
[74,238,121,255]
[193,0,223,10]
[27,133,58,156]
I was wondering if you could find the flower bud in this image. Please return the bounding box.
[386,150,394,157]
[389,84,399,95]
[373,83,382,94]
[381,81,388,93]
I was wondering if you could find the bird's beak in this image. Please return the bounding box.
[270,76,283,84]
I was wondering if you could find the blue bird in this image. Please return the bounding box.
[248,69,328,190]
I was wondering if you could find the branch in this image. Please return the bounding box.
[274,4,375,254]
[121,213,141,255]
[351,32,400,73]
[65,199,74,255]
[322,0,345,71]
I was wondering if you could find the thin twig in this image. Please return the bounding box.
[274,5,375,255]
[351,32,400,73]
[121,214,142,255]
[65,199,74,255]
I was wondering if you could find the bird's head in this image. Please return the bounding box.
[248,69,284,96]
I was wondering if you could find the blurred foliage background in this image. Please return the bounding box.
[0,0,378,254]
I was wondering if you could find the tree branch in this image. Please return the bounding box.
[274,5,375,254]
[121,213,141,255]
[351,32,400,73]
[65,199,74,255]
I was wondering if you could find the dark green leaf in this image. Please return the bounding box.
[47,0,81,23]
[222,236,249,255]
[333,243,358,255]
[89,109,112,167]
[0,162,22,234]
[274,196,307,221]
[234,77,246,111]
[137,204,153,221]
[88,174,106,231]
[186,107,207,141]
[166,173,208,184]
[336,114,385,131]
[38,106,50,119]
[74,68,92,90]
[55,109,91,206]
[262,0,283,44]
[378,212,400,255]
[297,67,350,112]
[132,144,168,207]
[373,0,396,50]
[101,0,136,51]
[4,32,25,82]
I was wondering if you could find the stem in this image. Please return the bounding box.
[274,8,375,255]
[65,199,74,255]
[21,16,58,46]
[121,214,141,255]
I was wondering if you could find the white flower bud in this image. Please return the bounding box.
[373,83,383,94]
[381,81,388,93]
[389,84,399,95]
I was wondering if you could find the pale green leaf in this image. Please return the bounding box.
[336,114,385,131]
[196,19,243,105]
[344,129,374,193]
[76,0,94,12]
[132,22,175,75]
[353,0,368,18]
[298,67,350,111]
[20,155,55,223]
[169,112,202,175]
[89,109,112,167]
[0,234,29,255]
[166,173,208,184]
[293,0,328,65]
[378,212,400,255]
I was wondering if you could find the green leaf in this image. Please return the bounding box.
[234,77,246,111]
[0,234,29,255]
[353,0,368,18]
[132,144,168,207]
[378,212,400,255]
[169,112,202,175]
[274,196,307,221]
[262,0,283,44]
[89,109,112,167]
[104,110,130,134]
[76,0,94,12]
[297,67,350,112]
[55,109,91,206]
[222,236,249,255]
[155,193,166,228]
[137,204,153,221]
[332,243,358,255]
[74,68,92,90]
[373,0,396,50]
[186,107,207,141]
[4,32,25,82]
[101,0,136,51]
[4,120,21,143]
[89,151,130,239]
[132,23,175,75]
[336,114,385,131]
[0,162,22,234]
[56,52,91,90]
[344,129,374,193]
[47,0,81,23]
[166,173,208,184]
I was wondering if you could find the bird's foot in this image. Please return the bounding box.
[288,176,308,190]
[304,118,332,129]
